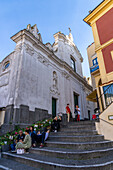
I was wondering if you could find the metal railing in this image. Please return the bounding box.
[90,64,99,73]
[98,83,113,112]
[99,117,113,126]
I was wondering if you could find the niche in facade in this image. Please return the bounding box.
[53,71,58,89]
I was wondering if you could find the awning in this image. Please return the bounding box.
[86,89,97,102]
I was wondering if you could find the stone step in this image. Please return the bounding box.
[45,140,113,150]
[30,147,113,160]
[50,130,98,136]
[67,122,95,127]
[68,125,95,128]
[60,126,96,131]
[0,158,39,170]
[67,121,95,125]
[1,119,113,170]
[2,152,113,170]
[49,135,104,142]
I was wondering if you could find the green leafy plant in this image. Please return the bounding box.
[0,118,53,148]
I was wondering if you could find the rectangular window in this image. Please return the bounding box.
[71,58,76,72]
[92,58,98,66]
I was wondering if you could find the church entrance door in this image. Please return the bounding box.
[52,98,56,118]
[74,93,78,108]
[88,110,90,120]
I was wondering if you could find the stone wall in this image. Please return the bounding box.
[0,104,50,135]
[95,103,113,140]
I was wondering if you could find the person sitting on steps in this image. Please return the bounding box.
[29,126,49,148]
[16,129,31,153]
[36,130,46,148]
[51,116,61,132]
[11,130,25,152]
[29,126,36,147]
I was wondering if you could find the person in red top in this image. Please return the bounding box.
[66,104,71,122]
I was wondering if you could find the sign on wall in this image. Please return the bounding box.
[108,115,113,120]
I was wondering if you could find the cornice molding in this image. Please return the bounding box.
[83,0,112,26]
[95,38,113,52]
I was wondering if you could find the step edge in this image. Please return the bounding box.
[59,130,97,132]
[31,147,113,154]
[45,140,112,145]
[2,152,113,168]
[0,165,12,170]
[49,135,104,138]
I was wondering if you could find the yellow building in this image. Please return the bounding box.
[87,42,97,90]
[84,0,113,140]
[87,43,98,109]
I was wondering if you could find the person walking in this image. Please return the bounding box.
[76,105,80,122]
[66,104,71,122]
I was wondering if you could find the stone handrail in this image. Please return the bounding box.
[99,117,113,126]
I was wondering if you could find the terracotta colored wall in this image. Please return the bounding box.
[102,43,113,73]
[96,7,113,45]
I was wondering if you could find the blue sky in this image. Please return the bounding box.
[0,0,102,77]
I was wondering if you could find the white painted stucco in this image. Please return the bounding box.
[0,24,94,120]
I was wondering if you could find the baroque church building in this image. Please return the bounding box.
[0,24,94,130]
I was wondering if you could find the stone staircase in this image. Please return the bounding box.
[2,121,113,169]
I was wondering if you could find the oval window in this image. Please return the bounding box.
[4,61,10,70]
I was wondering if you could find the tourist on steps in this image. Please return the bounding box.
[51,116,61,132]
[29,126,49,148]
[76,105,80,122]
[16,130,25,142]
[74,107,78,121]
[16,129,31,152]
[10,130,25,151]
[66,104,71,122]
[29,126,36,146]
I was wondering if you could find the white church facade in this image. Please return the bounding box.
[0,24,94,129]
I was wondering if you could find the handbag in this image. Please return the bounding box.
[17,149,24,154]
